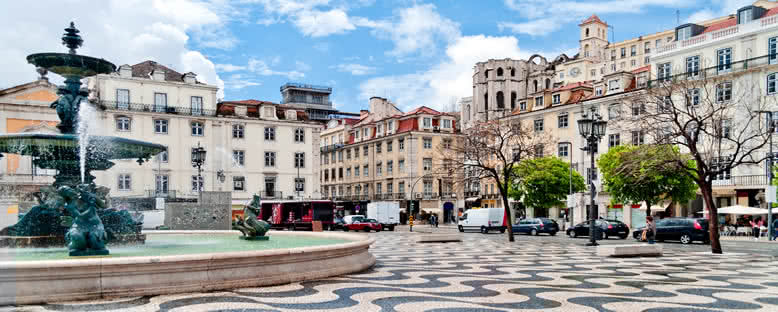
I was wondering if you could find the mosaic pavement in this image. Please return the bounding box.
[4,232,778,312]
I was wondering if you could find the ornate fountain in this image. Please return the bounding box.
[0,23,166,256]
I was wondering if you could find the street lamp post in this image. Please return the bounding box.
[757,110,776,240]
[191,142,207,203]
[559,141,573,228]
[577,106,607,247]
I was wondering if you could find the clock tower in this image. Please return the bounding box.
[579,15,609,61]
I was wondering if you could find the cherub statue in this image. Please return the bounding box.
[232,194,270,240]
[61,184,108,256]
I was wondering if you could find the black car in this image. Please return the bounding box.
[512,218,559,236]
[567,219,630,239]
[632,217,709,244]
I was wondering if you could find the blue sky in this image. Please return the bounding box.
[0,0,754,113]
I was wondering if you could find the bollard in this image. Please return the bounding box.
[409,215,414,232]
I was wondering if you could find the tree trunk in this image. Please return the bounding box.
[699,181,722,254]
[645,200,652,219]
[501,194,515,242]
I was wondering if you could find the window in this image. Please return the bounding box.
[399,139,405,150]
[264,151,276,167]
[191,175,204,192]
[632,103,645,116]
[739,8,753,24]
[398,181,405,194]
[346,149,351,159]
[496,91,504,108]
[264,127,275,141]
[154,119,168,134]
[295,178,305,192]
[354,166,360,177]
[362,128,368,138]
[630,45,636,56]
[423,117,432,128]
[338,150,343,162]
[191,96,203,115]
[294,128,305,142]
[558,143,569,157]
[330,152,335,163]
[611,49,616,60]
[552,94,561,104]
[117,174,131,191]
[644,56,650,65]
[557,114,568,128]
[535,96,543,107]
[376,163,382,176]
[264,177,276,195]
[233,176,245,191]
[295,152,305,168]
[346,167,351,177]
[116,89,130,109]
[655,39,662,48]
[398,159,405,172]
[620,62,626,69]
[388,121,394,132]
[191,121,203,136]
[228,124,244,139]
[609,134,620,147]
[339,167,343,179]
[595,87,603,96]
[717,48,732,72]
[591,69,596,77]
[658,62,671,81]
[423,181,433,195]
[116,116,131,131]
[534,119,544,132]
[155,174,168,194]
[721,119,731,139]
[376,142,382,153]
[686,55,700,77]
[363,145,369,156]
[644,42,651,53]
[631,59,636,67]
[770,37,778,64]
[660,96,672,112]
[387,141,393,152]
[443,119,452,128]
[363,165,369,177]
[423,138,432,149]
[534,144,544,157]
[611,63,616,72]
[354,147,359,158]
[233,150,245,167]
[387,161,393,174]
[608,104,621,119]
[631,130,644,145]
[769,73,777,94]
[620,47,626,58]
[442,139,452,149]
[519,101,527,111]
[497,67,503,76]
[713,167,732,181]
[423,158,432,171]
[154,92,167,112]
[608,79,620,91]
[716,82,732,102]
[377,124,383,135]
[688,88,701,106]
[677,26,692,41]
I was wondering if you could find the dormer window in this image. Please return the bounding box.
[739,8,753,24]
[677,26,691,41]
[608,79,620,91]
[423,117,432,128]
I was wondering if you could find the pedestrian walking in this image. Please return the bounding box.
[750,217,763,240]
[773,218,778,241]
[645,216,656,244]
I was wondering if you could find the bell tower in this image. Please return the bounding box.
[579,15,609,61]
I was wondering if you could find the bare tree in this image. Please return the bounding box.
[627,63,776,254]
[438,119,554,242]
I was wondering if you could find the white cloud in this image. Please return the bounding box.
[215,63,247,72]
[296,61,312,72]
[223,73,262,89]
[0,0,228,98]
[248,58,305,80]
[332,63,376,75]
[686,10,716,23]
[365,4,460,57]
[501,0,695,36]
[360,35,536,111]
[294,8,355,37]
[686,0,753,24]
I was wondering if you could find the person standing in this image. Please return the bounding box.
[750,217,763,240]
[646,216,656,244]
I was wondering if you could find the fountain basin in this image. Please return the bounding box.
[0,133,166,161]
[0,230,375,305]
[27,53,115,78]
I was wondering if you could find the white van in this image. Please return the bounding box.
[367,202,399,231]
[458,208,506,233]
[343,215,365,225]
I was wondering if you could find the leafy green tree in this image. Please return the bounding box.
[508,157,586,212]
[597,144,697,216]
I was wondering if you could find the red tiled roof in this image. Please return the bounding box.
[405,106,443,116]
[565,90,589,105]
[580,14,606,26]
[766,7,778,18]
[631,65,650,74]
[702,17,736,34]
[624,78,638,92]
[131,61,186,82]
[552,82,592,92]
[220,99,278,106]
[397,118,418,133]
[343,118,360,125]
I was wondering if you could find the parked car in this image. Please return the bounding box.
[512,218,559,236]
[632,217,709,244]
[343,218,382,232]
[331,217,345,230]
[567,219,630,239]
[458,208,506,233]
[343,215,365,225]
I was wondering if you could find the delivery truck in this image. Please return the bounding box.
[366,201,399,231]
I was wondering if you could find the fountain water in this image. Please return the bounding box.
[76,99,97,183]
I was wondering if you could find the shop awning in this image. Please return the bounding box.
[703,205,769,215]
[465,197,479,202]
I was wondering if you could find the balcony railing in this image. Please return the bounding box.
[259,190,283,199]
[464,191,480,198]
[145,189,178,199]
[101,100,217,117]
[320,144,345,153]
[656,15,778,57]
[712,175,769,187]
[648,54,775,88]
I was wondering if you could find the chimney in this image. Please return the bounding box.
[183,72,197,84]
[151,69,165,81]
[118,65,132,78]
[234,105,247,117]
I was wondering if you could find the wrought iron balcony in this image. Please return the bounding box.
[259,190,283,199]
[101,100,216,117]
[711,175,769,187]
[145,189,177,199]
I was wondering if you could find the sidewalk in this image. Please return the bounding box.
[720,236,778,243]
[392,224,459,233]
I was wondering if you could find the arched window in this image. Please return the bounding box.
[545,78,551,89]
[586,28,590,37]
[484,93,489,111]
[496,91,504,109]
[511,68,515,76]
[511,92,517,110]
[584,44,590,57]
[533,80,538,93]
[497,68,503,76]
